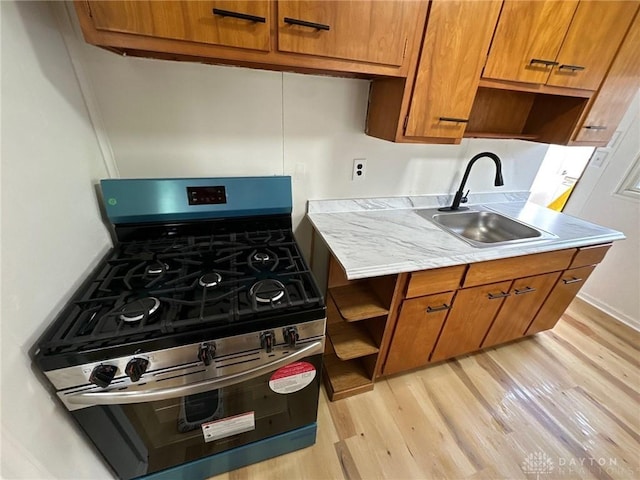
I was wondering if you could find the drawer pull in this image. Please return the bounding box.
[284,17,330,31]
[584,125,607,130]
[212,8,266,23]
[438,117,469,124]
[529,58,559,67]
[426,304,451,313]
[558,64,585,72]
[487,291,510,300]
[562,277,584,285]
[514,287,536,295]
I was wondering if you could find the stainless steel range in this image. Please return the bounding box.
[32,177,326,480]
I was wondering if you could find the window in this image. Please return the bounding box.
[616,152,640,200]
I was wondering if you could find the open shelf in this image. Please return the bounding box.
[321,255,400,400]
[465,87,589,145]
[329,283,389,321]
[328,322,380,360]
[323,352,375,401]
[326,295,380,360]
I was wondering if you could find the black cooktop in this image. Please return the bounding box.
[35,226,324,370]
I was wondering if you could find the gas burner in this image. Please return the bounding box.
[199,272,223,288]
[250,279,286,304]
[146,261,169,275]
[253,252,270,262]
[119,297,160,322]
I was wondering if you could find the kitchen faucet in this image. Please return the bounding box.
[439,152,504,211]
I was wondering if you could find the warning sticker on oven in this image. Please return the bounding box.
[269,361,316,394]
[201,412,255,443]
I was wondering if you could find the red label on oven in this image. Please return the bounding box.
[269,361,316,394]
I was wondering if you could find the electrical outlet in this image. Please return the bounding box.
[352,158,367,181]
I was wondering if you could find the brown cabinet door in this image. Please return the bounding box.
[384,292,454,376]
[89,1,271,51]
[482,272,560,348]
[526,265,596,335]
[483,0,578,85]
[546,1,638,90]
[431,281,512,362]
[574,12,640,143]
[277,1,420,66]
[405,0,501,138]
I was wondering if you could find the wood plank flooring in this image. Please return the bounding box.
[211,299,639,479]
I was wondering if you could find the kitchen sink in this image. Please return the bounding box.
[418,208,556,248]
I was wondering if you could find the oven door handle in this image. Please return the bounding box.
[64,341,323,406]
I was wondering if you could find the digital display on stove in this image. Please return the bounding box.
[187,186,227,205]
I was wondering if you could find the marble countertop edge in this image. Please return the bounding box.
[339,233,625,280]
[307,195,625,280]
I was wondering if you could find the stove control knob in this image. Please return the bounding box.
[125,358,149,383]
[283,327,299,347]
[198,343,215,366]
[260,331,275,353]
[89,364,118,388]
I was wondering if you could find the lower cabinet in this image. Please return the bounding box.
[319,243,611,400]
[383,291,454,375]
[526,264,597,335]
[430,280,512,362]
[481,271,560,347]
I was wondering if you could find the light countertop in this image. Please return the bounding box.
[307,192,625,280]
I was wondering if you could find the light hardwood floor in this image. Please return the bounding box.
[211,299,640,479]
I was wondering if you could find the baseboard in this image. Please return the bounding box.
[577,293,640,332]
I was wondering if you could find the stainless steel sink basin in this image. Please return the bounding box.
[418,208,556,248]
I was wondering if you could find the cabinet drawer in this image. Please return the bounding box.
[406,265,466,298]
[569,243,611,268]
[463,249,575,287]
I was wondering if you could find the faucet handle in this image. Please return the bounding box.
[461,190,470,204]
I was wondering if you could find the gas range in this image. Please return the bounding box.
[32,177,326,480]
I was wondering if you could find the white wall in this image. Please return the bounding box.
[68,12,549,259]
[564,91,640,330]
[1,1,112,478]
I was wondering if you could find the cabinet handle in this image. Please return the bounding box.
[487,291,510,300]
[562,277,584,285]
[212,8,266,23]
[584,125,608,130]
[426,304,451,313]
[439,117,469,123]
[514,287,536,295]
[284,17,330,31]
[529,58,559,67]
[558,64,585,72]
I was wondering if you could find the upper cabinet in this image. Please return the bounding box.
[484,1,579,86]
[572,10,640,145]
[546,1,637,90]
[276,1,420,66]
[76,0,427,77]
[483,1,637,91]
[404,0,502,139]
[367,0,639,145]
[88,1,271,51]
[74,0,639,146]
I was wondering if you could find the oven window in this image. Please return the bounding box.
[72,354,322,479]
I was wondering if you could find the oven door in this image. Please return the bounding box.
[68,343,323,480]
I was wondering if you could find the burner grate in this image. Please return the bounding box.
[38,228,323,356]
